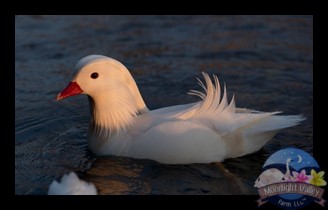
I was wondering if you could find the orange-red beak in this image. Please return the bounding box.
[56,81,83,101]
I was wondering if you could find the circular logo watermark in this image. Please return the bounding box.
[254,148,326,209]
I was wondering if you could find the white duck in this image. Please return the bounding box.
[57,55,304,164]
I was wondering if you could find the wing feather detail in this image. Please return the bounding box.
[176,72,235,119]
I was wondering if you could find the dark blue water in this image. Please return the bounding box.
[15,15,312,195]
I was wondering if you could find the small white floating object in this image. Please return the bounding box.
[57,55,305,164]
[48,172,97,195]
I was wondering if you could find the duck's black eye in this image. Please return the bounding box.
[90,72,99,79]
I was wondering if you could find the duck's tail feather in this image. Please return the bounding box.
[225,114,305,158]
[244,114,305,133]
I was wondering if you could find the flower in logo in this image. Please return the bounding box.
[309,169,327,187]
[291,169,312,183]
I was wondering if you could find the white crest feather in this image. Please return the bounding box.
[177,72,235,119]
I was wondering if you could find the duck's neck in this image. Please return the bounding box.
[88,92,138,136]
[86,73,149,153]
[87,92,140,153]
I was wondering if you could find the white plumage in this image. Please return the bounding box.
[48,172,97,195]
[57,55,305,164]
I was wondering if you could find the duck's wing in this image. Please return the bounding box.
[173,73,305,157]
[175,73,303,131]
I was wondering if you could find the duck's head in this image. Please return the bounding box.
[56,55,148,113]
[57,55,132,100]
